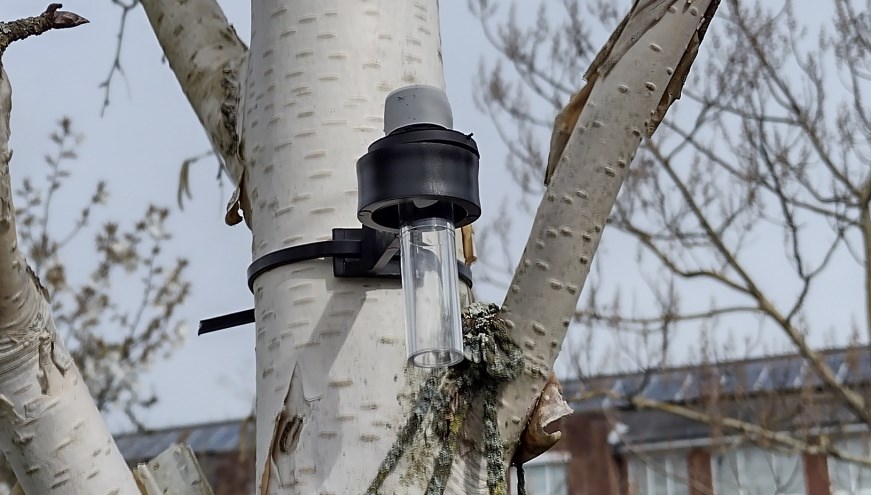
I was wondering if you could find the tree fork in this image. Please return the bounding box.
[138,0,722,492]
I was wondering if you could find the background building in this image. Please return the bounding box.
[114,347,871,494]
[532,346,871,495]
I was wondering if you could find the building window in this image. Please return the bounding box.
[627,452,690,495]
[829,437,871,495]
[714,447,805,494]
[510,452,569,495]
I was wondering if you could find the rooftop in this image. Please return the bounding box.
[564,346,871,446]
[565,346,871,412]
[114,418,254,462]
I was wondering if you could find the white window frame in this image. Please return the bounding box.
[828,438,871,495]
[648,455,682,495]
[628,451,690,495]
[712,447,805,495]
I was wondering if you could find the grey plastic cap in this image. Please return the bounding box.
[384,85,453,134]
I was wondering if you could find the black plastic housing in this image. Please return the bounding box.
[356,125,481,232]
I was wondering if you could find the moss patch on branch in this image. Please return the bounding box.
[367,303,523,495]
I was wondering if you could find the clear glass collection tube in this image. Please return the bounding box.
[399,215,463,368]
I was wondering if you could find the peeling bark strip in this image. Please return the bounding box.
[0,6,139,494]
[496,0,721,475]
[545,0,719,184]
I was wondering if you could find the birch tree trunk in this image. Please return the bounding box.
[0,7,139,494]
[143,0,444,492]
[245,3,448,493]
[141,0,720,493]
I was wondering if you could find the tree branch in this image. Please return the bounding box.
[490,0,722,472]
[139,0,248,224]
[647,137,871,426]
[0,4,88,57]
[0,6,137,492]
[577,305,759,329]
[863,207,871,341]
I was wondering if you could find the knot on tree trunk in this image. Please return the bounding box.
[514,373,573,465]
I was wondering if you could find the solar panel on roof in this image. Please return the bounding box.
[843,351,871,385]
[560,347,871,418]
[132,431,177,461]
[826,352,845,375]
[112,420,252,462]
[209,424,241,451]
[734,361,766,391]
[610,379,624,395]
[659,372,689,400]
[639,372,691,401]
[185,426,214,451]
[674,374,694,401]
[638,376,661,399]
[767,359,802,389]
[753,365,771,391]
[835,358,848,383]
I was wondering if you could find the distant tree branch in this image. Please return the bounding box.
[576,305,759,329]
[582,389,871,468]
[100,0,138,115]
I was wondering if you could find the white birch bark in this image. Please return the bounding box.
[139,0,249,225]
[142,0,447,492]
[136,444,214,494]
[244,3,446,493]
[0,67,138,494]
[491,0,718,470]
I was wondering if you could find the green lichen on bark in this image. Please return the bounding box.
[366,303,523,495]
[425,399,468,495]
[366,372,444,493]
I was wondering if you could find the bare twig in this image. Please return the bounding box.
[100,0,139,115]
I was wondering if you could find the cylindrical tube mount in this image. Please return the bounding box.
[399,214,463,367]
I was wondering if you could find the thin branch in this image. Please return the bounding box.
[648,138,871,426]
[576,305,760,329]
[100,0,139,115]
[727,0,859,197]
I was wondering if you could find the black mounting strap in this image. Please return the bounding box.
[199,226,473,335]
[246,238,361,291]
